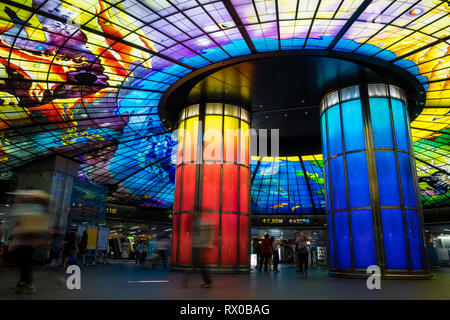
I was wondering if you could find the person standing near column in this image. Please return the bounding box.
[271,236,280,273]
[295,231,308,276]
[259,234,272,273]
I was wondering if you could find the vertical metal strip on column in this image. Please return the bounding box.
[176,117,186,266]
[338,92,355,271]
[360,83,386,273]
[237,107,241,267]
[405,104,429,272]
[218,103,224,266]
[247,112,251,270]
[324,108,338,269]
[192,103,205,268]
[387,92,412,272]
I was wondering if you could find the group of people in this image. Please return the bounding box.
[120,234,171,270]
[46,229,89,268]
[5,190,93,294]
[120,238,148,266]
[254,231,318,276]
[256,234,281,273]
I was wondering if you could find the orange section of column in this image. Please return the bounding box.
[171,103,250,272]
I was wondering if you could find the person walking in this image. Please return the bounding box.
[252,239,261,271]
[196,219,217,288]
[45,231,63,268]
[135,240,142,265]
[295,231,308,276]
[79,231,88,265]
[258,234,272,273]
[121,239,130,265]
[156,234,170,269]
[271,236,280,272]
[311,246,318,267]
[63,229,78,268]
[8,190,51,294]
[140,240,148,265]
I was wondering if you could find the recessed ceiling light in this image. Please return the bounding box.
[196,38,211,46]
[305,111,309,115]
[283,113,288,117]
[265,115,269,119]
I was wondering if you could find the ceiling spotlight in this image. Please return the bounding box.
[259,105,263,108]
[283,113,288,117]
[265,115,269,119]
[305,111,309,115]
[220,21,233,29]
[301,99,305,103]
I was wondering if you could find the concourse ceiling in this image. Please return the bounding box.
[0,0,448,211]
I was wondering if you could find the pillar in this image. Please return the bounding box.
[171,102,251,272]
[16,155,80,229]
[320,83,431,278]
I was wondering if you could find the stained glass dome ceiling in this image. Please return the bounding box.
[0,0,448,211]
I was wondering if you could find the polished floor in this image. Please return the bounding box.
[0,263,449,300]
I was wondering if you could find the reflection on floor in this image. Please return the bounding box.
[0,263,449,300]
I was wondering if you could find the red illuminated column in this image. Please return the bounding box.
[171,103,251,272]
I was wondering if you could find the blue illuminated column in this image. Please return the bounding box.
[320,84,430,278]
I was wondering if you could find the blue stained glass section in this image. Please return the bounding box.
[398,152,417,208]
[391,99,410,152]
[330,156,346,210]
[405,210,424,270]
[341,100,365,152]
[328,214,335,268]
[346,152,371,208]
[326,104,343,157]
[381,209,408,270]
[369,98,394,149]
[334,211,352,269]
[351,210,376,268]
[375,151,401,207]
[325,161,331,212]
[321,114,328,160]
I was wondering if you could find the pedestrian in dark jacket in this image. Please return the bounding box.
[259,234,272,273]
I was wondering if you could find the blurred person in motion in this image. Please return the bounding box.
[7,190,51,294]
[310,246,318,267]
[63,228,78,268]
[271,236,280,273]
[295,231,309,276]
[252,238,261,271]
[181,219,217,289]
[258,234,272,273]
[79,231,88,265]
[196,219,217,288]
[156,234,171,269]
[121,239,130,265]
[135,240,142,265]
[140,240,148,265]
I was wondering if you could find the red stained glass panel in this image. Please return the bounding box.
[222,164,238,212]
